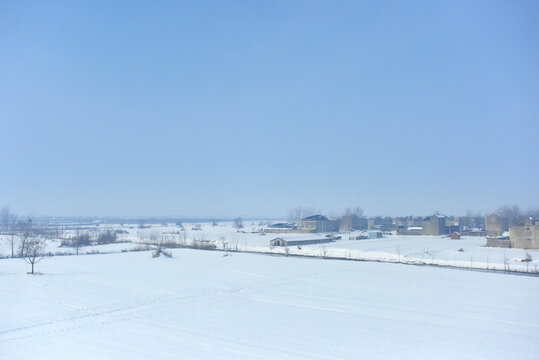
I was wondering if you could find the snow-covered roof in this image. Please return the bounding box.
[271,235,331,242]
[301,215,328,221]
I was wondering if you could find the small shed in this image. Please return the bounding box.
[450,232,461,240]
[270,236,333,247]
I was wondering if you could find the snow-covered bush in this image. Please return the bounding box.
[61,232,91,248]
[133,244,151,252]
[97,230,117,245]
[152,246,173,258]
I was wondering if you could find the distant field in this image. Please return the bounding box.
[2,221,537,272]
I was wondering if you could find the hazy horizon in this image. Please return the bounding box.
[4,206,534,221]
[1,1,538,218]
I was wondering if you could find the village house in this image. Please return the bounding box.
[371,216,394,231]
[486,214,509,236]
[300,215,339,233]
[263,223,301,234]
[484,214,511,247]
[339,215,367,232]
[510,218,539,249]
[422,215,447,235]
[269,236,334,247]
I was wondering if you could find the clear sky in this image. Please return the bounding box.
[0,1,538,218]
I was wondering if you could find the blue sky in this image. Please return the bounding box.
[0,0,537,218]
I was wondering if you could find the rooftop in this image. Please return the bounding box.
[301,215,328,221]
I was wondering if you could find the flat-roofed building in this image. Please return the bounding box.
[300,215,339,233]
[422,215,447,235]
[510,218,539,249]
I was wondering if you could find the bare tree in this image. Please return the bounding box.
[44,224,63,240]
[340,206,364,233]
[74,230,91,255]
[233,217,243,231]
[343,206,364,218]
[496,205,520,219]
[60,227,89,255]
[524,208,539,218]
[1,205,12,234]
[287,207,301,226]
[21,235,45,275]
[97,230,117,245]
[17,218,34,258]
[287,206,316,227]
[138,230,148,244]
[496,205,523,225]
[149,229,161,244]
[1,206,18,257]
[180,228,188,245]
[9,225,17,258]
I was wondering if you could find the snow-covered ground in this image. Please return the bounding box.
[4,220,537,273]
[1,249,537,359]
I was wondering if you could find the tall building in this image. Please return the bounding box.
[422,215,447,235]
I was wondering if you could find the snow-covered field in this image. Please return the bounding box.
[1,249,538,359]
[3,221,537,273]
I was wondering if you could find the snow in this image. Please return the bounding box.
[1,249,538,359]
[1,221,538,273]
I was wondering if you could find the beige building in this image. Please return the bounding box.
[300,215,339,233]
[510,219,539,249]
[422,215,447,235]
[339,215,367,232]
[486,214,508,236]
